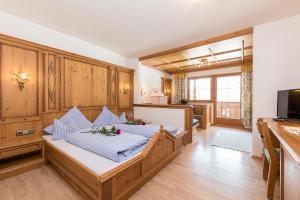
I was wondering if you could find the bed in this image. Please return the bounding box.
[44,126,186,200]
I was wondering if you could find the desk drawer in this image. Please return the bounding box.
[0,142,42,160]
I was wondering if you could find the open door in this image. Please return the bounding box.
[215,74,241,126]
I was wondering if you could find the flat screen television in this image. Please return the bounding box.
[277,89,300,120]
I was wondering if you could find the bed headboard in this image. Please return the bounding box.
[0,33,134,146]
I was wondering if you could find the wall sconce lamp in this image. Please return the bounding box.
[164,89,171,96]
[120,83,130,94]
[11,67,28,90]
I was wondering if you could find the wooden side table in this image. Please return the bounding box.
[0,137,46,180]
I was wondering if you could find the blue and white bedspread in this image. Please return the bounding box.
[65,129,149,162]
[113,124,178,138]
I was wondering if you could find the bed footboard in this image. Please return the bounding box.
[45,127,186,200]
[100,127,185,200]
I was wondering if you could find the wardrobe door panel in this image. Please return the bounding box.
[0,44,39,118]
[64,59,92,108]
[91,65,108,107]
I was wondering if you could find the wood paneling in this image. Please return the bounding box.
[139,28,253,61]
[110,67,117,108]
[62,58,109,109]
[0,33,134,180]
[0,44,40,118]
[140,28,253,74]
[91,65,108,106]
[0,120,42,148]
[64,58,92,108]
[118,70,133,109]
[44,52,60,112]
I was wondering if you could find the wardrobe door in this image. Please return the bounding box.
[0,44,40,119]
[117,70,133,110]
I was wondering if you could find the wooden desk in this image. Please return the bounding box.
[264,118,300,200]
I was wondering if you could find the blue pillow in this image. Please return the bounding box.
[119,112,127,124]
[111,112,121,124]
[93,106,112,127]
[64,117,80,131]
[44,106,92,135]
[52,119,76,140]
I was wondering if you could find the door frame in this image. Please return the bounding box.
[213,73,242,126]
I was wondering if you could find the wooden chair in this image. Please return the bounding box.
[256,118,269,180]
[260,121,280,200]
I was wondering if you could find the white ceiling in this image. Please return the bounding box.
[0,0,299,58]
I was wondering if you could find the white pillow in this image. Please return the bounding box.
[52,119,76,140]
[93,106,112,127]
[44,106,92,134]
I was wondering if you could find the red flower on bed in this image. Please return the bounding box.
[116,129,121,135]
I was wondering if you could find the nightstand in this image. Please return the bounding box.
[0,137,46,180]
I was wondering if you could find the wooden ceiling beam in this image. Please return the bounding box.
[168,58,252,74]
[165,55,252,71]
[153,46,252,67]
[139,27,253,61]
[166,55,252,74]
[208,48,218,63]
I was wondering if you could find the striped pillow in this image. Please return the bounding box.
[52,119,76,140]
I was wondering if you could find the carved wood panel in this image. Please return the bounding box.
[0,44,39,118]
[110,67,117,108]
[44,53,60,112]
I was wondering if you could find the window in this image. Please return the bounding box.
[189,77,211,101]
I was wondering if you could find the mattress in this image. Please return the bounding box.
[43,135,140,175]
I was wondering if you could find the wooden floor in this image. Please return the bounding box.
[0,126,279,200]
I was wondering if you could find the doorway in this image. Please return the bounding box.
[215,74,241,126]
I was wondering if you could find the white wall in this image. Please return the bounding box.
[0,11,131,68]
[134,107,185,131]
[136,64,171,104]
[252,14,300,156]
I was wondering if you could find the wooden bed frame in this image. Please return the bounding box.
[45,127,186,200]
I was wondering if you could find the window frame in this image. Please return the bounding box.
[188,76,213,102]
[188,73,242,103]
[216,74,241,103]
